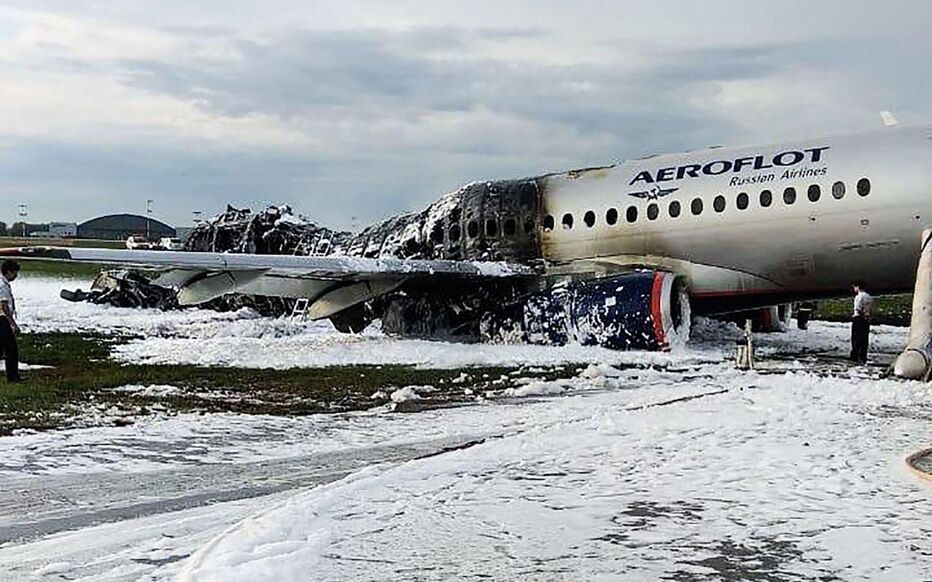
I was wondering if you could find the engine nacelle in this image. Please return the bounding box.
[484,271,690,351]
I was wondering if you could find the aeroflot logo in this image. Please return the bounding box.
[627,146,830,191]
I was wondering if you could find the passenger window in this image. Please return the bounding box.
[485,219,497,237]
[430,223,444,244]
[626,206,638,223]
[543,215,554,232]
[523,217,534,234]
[857,178,871,196]
[503,218,517,236]
[449,224,461,242]
[668,200,681,218]
[832,181,845,199]
[783,187,796,205]
[713,195,726,213]
[736,192,749,210]
[584,210,596,228]
[807,184,821,202]
[467,220,479,238]
[760,189,773,207]
[647,203,659,220]
[691,198,703,215]
[562,213,574,229]
[606,208,618,225]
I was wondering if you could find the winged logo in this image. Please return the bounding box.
[628,186,679,200]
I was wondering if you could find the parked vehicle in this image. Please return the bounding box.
[125,235,155,250]
[159,237,183,251]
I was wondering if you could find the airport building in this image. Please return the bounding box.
[77,214,176,241]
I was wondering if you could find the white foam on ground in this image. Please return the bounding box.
[2,275,929,581]
[178,371,931,582]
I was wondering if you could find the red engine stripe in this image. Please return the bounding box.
[650,272,666,349]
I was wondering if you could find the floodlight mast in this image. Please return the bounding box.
[17,204,27,238]
[146,199,153,240]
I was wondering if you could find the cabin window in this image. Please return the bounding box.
[760,189,773,207]
[584,210,596,227]
[807,184,821,202]
[736,192,749,210]
[857,178,871,196]
[449,224,461,242]
[713,195,726,213]
[691,198,703,216]
[647,203,659,220]
[626,206,638,223]
[832,181,845,199]
[503,218,517,236]
[523,216,534,234]
[543,215,554,232]
[783,187,796,205]
[562,213,574,229]
[606,208,619,225]
[430,223,444,244]
[467,220,479,238]
[668,200,681,218]
[485,219,498,237]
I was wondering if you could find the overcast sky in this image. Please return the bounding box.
[1,1,931,228]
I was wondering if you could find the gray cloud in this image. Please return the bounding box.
[3,3,932,228]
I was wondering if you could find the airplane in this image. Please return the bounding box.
[3,122,930,352]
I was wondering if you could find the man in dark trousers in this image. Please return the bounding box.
[0,260,22,382]
[850,281,873,364]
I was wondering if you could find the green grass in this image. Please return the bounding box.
[812,294,912,326]
[0,237,125,249]
[0,332,581,435]
[1,237,123,277]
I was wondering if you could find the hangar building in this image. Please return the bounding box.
[77,214,176,241]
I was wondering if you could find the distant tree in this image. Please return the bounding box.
[0,221,7,236]
[9,222,44,237]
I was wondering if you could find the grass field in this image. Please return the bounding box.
[0,331,580,434]
[813,294,912,326]
[0,236,123,277]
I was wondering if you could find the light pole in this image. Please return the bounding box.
[146,199,153,240]
[17,204,27,238]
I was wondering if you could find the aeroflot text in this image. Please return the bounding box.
[628,146,830,186]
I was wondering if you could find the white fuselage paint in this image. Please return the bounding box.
[539,126,932,307]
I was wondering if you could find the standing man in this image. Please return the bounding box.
[850,281,873,364]
[0,260,21,382]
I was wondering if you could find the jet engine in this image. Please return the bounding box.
[484,271,691,351]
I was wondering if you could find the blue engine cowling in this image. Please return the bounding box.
[484,271,690,351]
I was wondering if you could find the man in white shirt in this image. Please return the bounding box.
[0,260,21,382]
[850,281,872,364]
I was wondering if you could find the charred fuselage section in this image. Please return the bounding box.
[65,178,691,350]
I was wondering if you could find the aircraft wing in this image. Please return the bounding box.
[0,246,537,318]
